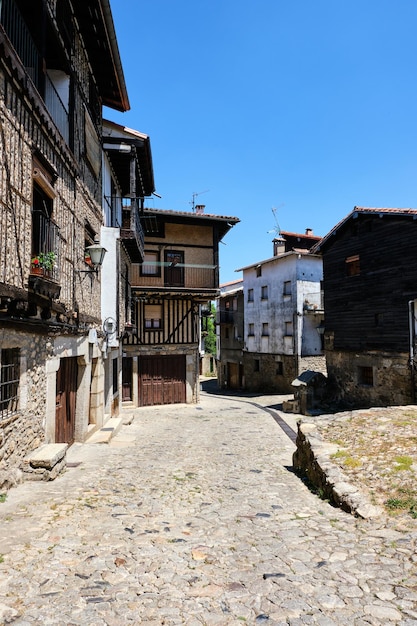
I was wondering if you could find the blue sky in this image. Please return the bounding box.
[106,1,417,284]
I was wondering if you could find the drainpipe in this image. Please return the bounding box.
[408,300,416,403]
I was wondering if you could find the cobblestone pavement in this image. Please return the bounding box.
[0,386,416,625]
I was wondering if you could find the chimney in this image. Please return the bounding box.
[273,235,286,256]
[305,228,313,236]
[195,204,205,214]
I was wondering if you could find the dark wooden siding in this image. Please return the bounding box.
[322,215,417,352]
[124,298,198,346]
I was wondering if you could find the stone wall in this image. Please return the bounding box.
[292,421,381,519]
[243,353,296,393]
[326,349,413,408]
[0,329,50,489]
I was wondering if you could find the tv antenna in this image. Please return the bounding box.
[267,205,284,236]
[190,189,209,211]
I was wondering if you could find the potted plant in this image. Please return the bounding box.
[31,251,57,274]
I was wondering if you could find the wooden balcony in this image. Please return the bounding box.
[131,262,219,299]
[120,199,145,263]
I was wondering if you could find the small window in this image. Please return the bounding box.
[248,288,254,302]
[283,281,291,296]
[261,285,268,300]
[346,255,360,277]
[144,303,163,330]
[256,265,262,277]
[262,323,269,336]
[254,359,260,372]
[359,366,373,386]
[285,321,293,336]
[375,313,384,327]
[248,323,255,336]
[0,348,20,420]
[276,361,283,376]
[141,251,160,276]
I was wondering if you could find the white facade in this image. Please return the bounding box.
[242,252,323,357]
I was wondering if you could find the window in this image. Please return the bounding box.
[225,327,229,339]
[359,366,373,386]
[144,304,163,330]
[283,281,291,296]
[32,173,58,258]
[346,255,360,277]
[248,323,255,336]
[261,285,268,300]
[0,348,20,420]
[248,288,254,302]
[141,251,160,276]
[254,359,260,372]
[256,265,262,277]
[276,361,283,376]
[262,323,269,336]
[285,321,293,336]
[375,313,384,327]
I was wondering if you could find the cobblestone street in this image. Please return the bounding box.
[0,387,416,625]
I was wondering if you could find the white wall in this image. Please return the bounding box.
[243,253,323,357]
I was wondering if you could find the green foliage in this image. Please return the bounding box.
[202,302,216,354]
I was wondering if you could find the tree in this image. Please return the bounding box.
[202,302,216,354]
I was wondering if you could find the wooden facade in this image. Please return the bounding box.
[313,207,417,408]
[122,208,239,407]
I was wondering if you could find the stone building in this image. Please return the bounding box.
[216,279,244,389]
[0,0,130,487]
[235,230,325,394]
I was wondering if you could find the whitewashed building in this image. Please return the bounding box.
[236,234,325,393]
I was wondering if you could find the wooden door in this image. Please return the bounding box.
[139,355,186,406]
[165,251,184,287]
[122,357,133,401]
[55,357,78,444]
[228,362,239,389]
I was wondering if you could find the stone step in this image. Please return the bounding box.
[86,417,123,444]
[23,443,68,481]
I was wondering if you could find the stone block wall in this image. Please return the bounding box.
[326,350,413,408]
[0,329,50,489]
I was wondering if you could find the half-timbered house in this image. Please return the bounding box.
[0,0,129,486]
[122,206,239,406]
[312,206,417,408]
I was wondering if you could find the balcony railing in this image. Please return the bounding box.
[131,263,217,291]
[120,198,145,263]
[30,212,61,283]
[218,310,235,324]
[45,73,69,143]
[1,0,69,143]
[1,0,39,86]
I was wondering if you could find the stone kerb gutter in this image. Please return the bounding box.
[292,421,383,519]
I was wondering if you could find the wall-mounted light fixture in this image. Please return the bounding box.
[78,236,107,274]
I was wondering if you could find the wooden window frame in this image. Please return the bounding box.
[141,251,161,277]
[346,254,360,277]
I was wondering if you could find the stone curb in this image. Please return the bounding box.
[292,421,384,519]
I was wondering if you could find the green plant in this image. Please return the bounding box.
[393,455,413,472]
[0,494,6,503]
[31,251,56,271]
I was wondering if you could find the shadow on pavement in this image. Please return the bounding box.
[199,378,287,409]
